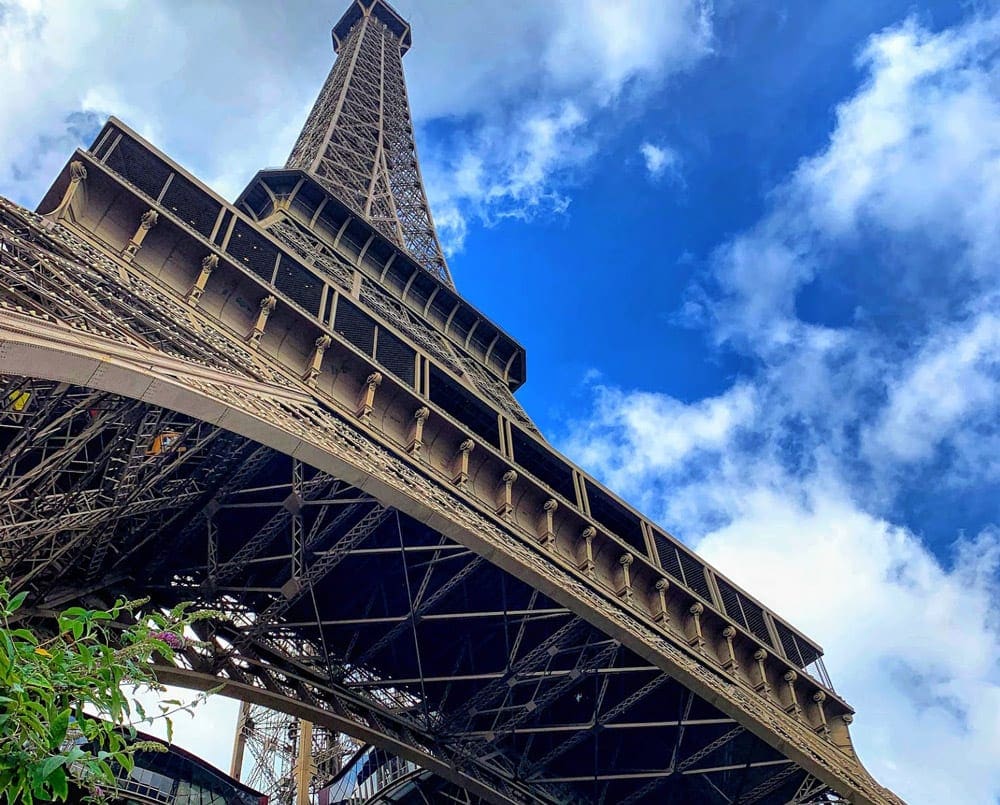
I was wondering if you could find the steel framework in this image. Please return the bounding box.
[0,1,902,804]
[286,0,452,286]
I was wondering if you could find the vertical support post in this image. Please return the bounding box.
[45,160,88,221]
[288,459,304,580]
[303,334,332,386]
[247,295,277,348]
[537,499,558,547]
[121,209,158,263]
[686,602,706,652]
[653,577,670,623]
[230,700,251,780]
[495,469,517,522]
[812,691,830,737]
[452,439,474,488]
[207,517,218,578]
[831,713,855,751]
[186,254,218,307]
[578,526,596,578]
[356,371,382,423]
[294,719,313,805]
[782,670,802,719]
[752,649,772,698]
[617,552,634,604]
[720,626,739,674]
[407,406,430,459]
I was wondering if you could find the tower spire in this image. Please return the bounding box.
[286,0,454,286]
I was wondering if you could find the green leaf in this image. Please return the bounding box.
[7,591,28,613]
[64,746,86,764]
[48,767,68,800]
[10,628,36,644]
[39,754,65,780]
[49,708,70,749]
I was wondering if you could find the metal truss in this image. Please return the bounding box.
[285,0,453,285]
[0,198,275,384]
[136,450,831,804]
[233,701,355,802]
[0,367,848,804]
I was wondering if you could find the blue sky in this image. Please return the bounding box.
[1,1,998,802]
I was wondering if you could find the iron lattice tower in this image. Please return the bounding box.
[231,701,358,802]
[286,1,452,287]
[0,1,904,804]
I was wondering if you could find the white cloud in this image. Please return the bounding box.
[798,14,1000,274]
[864,312,999,469]
[559,11,1000,804]
[696,12,1000,354]
[695,477,1000,805]
[0,0,320,207]
[639,141,683,181]
[561,380,1000,802]
[402,0,713,119]
[409,0,714,250]
[562,380,755,512]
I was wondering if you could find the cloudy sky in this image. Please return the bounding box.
[2,0,999,801]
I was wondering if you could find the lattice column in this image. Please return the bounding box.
[232,703,355,804]
[285,0,453,286]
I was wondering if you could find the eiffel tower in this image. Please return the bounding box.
[0,1,901,803]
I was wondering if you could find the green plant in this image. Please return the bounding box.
[0,579,220,804]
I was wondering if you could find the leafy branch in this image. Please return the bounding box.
[0,579,223,804]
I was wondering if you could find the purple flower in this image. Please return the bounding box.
[151,631,183,649]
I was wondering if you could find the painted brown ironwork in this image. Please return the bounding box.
[286,0,453,286]
[0,2,906,803]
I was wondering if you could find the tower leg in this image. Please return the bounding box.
[230,700,251,780]
[295,719,314,805]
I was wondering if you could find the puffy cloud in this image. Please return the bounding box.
[403,0,713,119]
[864,312,999,471]
[639,141,683,181]
[697,11,1000,353]
[559,11,1000,804]
[798,14,1000,274]
[696,477,1000,805]
[561,379,755,513]
[0,0,315,205]
[407,0,714,250]
[423,101,590,236]
[561,379,1000,803]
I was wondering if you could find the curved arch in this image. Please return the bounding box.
[153,667,524,805]
[0,316,885,804]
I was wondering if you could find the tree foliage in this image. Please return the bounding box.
[0,579,219,804]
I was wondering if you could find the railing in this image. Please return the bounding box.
[806,656,835,691]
